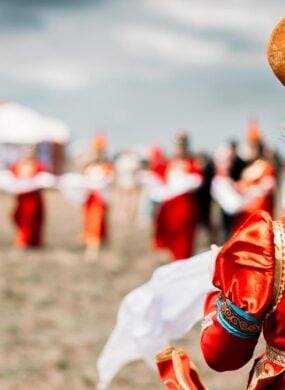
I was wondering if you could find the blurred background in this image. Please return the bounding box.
[0,0,284,151]
[0,1,284,389]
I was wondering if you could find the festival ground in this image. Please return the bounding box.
[0,190,268,390]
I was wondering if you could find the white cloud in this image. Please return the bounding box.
[0,0,282,92]
[118,25,228,66]
[144,0,282,41]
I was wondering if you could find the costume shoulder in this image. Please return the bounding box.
[213,210,275,319]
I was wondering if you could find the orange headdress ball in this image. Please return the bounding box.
[267,18,285,86]
[246,119,262,144]
[92,133,107,152]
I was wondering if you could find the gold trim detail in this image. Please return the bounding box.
[155,346,185,363]
[218,293,262,335]
[155,347,192,390]
[248,344,285,389]
[266,344,285,367]
[267,220,285,317]
[172,349,192,390]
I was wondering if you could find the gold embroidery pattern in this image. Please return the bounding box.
[267,220,285,317]
[219,293,262,335]
[248,354,278,390]
[266,344,285,368]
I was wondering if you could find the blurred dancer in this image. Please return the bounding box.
[233,140,275,231]
[216,141,247,239]
[114,149,141,225]
[11,145,45,248]
[149,145,167,181]
[137,146,167,227]
[196,153,215,241]
[154,131,203,260]
[82,134,113,260]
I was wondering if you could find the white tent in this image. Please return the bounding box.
[0,102,70,144]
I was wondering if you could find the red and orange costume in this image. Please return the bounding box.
[11,159,45,247]
[233,159,275,232]
[157,210,285,389]
[83,161,112,248]
[154,159,203,260]
[201,210,285,389]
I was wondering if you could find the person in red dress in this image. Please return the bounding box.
[154,131,203,260]
[82,135,113,260]
[232,141,276,233]
[11,145,45,248]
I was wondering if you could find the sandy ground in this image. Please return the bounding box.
[0,190,270,389]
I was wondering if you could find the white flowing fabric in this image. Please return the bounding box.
[97,251,214,390]
[211,176,266,215]
[149,172,202,202]
[0,170,56,194]
[0,171,112,205]
[57,173,112,205]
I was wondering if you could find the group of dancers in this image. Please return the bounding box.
[0,117,279,267]
[96,17,285,390]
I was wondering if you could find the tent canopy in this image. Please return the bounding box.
[0,102,71,144]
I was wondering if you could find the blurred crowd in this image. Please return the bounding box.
[1,120,284,262]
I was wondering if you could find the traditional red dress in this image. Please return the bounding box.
[201,210,285,389]
[11,160,45,247]
[154,159,203,260]
[157,211,285,389]
[232,159,275,232]
[83,161,112,247]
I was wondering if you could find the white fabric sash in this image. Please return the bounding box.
[141,170,202,202]
[97,251,214,389]
[0,171,112,205]
[211,175,267,215]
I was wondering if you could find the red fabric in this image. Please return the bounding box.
[149,146,167,181]
[248,354,285,389]
[83,192,107,246]
[149,161,167,181]
[82,161,112,246]
[153,158,202,261]
[11,161,45,247]
[154,192,199,260]
[157,349,206,389]
[201,211,285,389]
[201,291,259,372]
[213,210,275,319]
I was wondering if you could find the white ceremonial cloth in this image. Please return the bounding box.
[57,173,112,205]
[211,176,266,215]
[143,171,203,202]
[0,171,112,205]
[97,250,214,389]
[0,170,56,194]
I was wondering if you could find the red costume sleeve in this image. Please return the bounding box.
[201,211,275,372]
[156,347,206,389]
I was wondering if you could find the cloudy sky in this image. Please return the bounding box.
[0,0,284,152]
